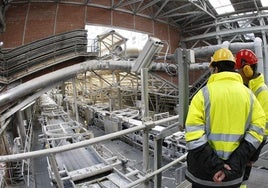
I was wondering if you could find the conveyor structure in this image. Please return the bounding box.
[38,94,140,187]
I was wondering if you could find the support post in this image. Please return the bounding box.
[48,154,64,188]
[72,78,79,122]
[141,68,150,188]
[175,48,190,129]
[154,138,162,188]
[16,110,27,148]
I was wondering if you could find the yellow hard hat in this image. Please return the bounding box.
[210,48,235,66]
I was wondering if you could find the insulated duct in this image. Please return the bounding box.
[192,41,255,58]
[0,60,130,107]
[0,60,168,107]
[254,37,264,74]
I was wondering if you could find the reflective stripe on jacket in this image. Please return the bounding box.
[249,74,268,136]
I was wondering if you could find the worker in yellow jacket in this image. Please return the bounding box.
[235,49,268,186]
[185,48,265,188]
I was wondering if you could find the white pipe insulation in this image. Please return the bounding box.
[192,38,265,77]
[192,41,255,58]
[0,60,170,107]
[254,37,264,74]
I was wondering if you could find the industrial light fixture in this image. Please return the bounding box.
[131,37,164,73]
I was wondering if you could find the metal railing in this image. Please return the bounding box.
[0,115,188,187]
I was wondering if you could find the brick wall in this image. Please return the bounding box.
[0,2,180,53]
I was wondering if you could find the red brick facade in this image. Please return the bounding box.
[0,2,180,53]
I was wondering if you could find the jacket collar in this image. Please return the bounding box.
[207,71,243,84]
[248,74,265,92]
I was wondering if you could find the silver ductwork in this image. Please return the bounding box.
[0,60,130,107]
[0,60,170,107]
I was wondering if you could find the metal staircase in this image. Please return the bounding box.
[7,161,24,186]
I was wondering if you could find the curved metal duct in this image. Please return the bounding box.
[0,60,130,107]
[0,60,170,107]
[192,41,256,58]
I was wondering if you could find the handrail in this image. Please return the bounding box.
[124,152,187,188]
[0,115,179,162]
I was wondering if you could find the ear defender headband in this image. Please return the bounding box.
[242,59,253,78]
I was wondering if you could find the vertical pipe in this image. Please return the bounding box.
[142,128,149,188]
[72,78,79,122]
[216,23,222,44]
[154,138,162,188]
[259,18,268,83]
[16,110,27,147]
[109,96,113,112]
[176,48,189,128]
[48,154,64,188]
[141,68,150,188]
[254,37,264,74]
[24,106,32,122]
[116,73,122,109]
[84,72,87,99]
[261,33,268,83]
[141,68,149,119]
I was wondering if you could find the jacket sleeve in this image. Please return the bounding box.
[186,90,225,180]
[187,143,225,180]
[244,95,265,149]
[250,139,266,162]
[225,140,256,178]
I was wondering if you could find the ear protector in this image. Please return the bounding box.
[243,65,253,78]
[242,59,253,78]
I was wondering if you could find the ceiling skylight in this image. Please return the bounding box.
[208,0,235,15]
[261,0,268,7]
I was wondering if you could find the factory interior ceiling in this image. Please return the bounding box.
[2,0,268,47]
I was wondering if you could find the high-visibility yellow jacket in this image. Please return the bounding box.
[185,71,265,188]
[249,73,268,137]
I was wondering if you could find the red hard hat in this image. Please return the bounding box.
[235,49,258,69]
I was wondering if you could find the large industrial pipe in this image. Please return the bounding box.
[0,60,172,108]
[192,41,255,58]
[0,60,129,107]
[254,37,264,74]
